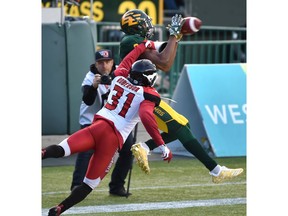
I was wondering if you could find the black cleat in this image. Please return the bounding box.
[48,205,62,216]
[109,188,132,197]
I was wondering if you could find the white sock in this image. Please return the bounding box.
[140,142,150,154]
[209,165,222,176]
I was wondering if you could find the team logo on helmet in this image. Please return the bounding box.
[121,11,141,27]
[120,9,154,39]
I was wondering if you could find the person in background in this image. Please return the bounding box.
[164,0,187,19]
[164,0,185,10]
[70,49,134,197]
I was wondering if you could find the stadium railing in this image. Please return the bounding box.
[95,22,246,97]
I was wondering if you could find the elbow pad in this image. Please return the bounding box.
[154,42,168,53]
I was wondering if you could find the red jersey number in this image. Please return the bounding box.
[105,85,135,118]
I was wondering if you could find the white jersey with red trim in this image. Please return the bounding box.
[96,76,159,142]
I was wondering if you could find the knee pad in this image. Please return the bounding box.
[83,177,101,190]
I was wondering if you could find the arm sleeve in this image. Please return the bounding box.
[139,100,164,146]
[82,85,98,106]
[114,43,146,77]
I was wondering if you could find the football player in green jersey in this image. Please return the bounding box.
[119,9,243,183]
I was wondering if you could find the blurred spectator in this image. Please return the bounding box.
[164,0,188,20]
[164,0,185,10]
[231,23,246,62]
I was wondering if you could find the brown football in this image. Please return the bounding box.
[181,17,202,35]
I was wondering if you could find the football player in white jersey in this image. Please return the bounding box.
[70,49,135,197]
[42,41,172,216]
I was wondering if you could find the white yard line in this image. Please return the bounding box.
[42,181,246,195]
[42,197,246,215]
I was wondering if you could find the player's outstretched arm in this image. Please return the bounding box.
[139,14,184,72]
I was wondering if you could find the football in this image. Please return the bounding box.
[181,17,202,35]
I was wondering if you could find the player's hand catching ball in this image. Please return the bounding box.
[166,14,185,41]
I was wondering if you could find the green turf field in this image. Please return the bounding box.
[42,156,246,215]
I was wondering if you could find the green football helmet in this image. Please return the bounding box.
[120,9,155,39]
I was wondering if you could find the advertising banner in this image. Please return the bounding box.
[42,0,163,24]
[169,64,246,157]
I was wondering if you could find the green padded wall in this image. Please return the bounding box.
[42,21,96,135]
[42,23,68,134]
[65,21,96,134]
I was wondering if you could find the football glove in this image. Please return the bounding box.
[159,144,173,163]
[166,14,184,41]
[166,14,185,41]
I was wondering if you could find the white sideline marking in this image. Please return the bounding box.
[42,181,246,195]
[42,197,246,215]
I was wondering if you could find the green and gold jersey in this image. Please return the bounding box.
[120,34,189,133]
[120,35,145,61]
[154,101,188,133]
